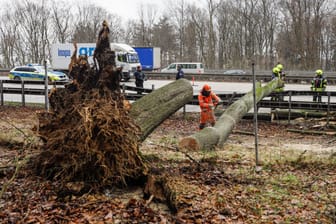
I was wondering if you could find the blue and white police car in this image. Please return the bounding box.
[8,64,69,82]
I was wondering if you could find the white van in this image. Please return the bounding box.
[161,62,204,74]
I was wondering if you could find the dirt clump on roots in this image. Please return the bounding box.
[30,21,147,191]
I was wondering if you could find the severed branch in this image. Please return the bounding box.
[145,194,155,206]
[0,157,27,198]
[148,142,203,168]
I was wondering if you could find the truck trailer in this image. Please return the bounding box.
[51,43,141,81]
[133,47,161,71]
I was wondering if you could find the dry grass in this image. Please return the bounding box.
[1,108,336,223]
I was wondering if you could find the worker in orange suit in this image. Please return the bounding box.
[198,84,221,130]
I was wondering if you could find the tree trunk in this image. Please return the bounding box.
[130,78,193,141]
[179,78,282,150]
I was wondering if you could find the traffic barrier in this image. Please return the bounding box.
[191,76,198,87]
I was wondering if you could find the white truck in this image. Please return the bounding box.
[50,43,141,81]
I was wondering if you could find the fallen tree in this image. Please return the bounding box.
[179,79,282,150]
[130,78,193,141]
[30,20,194,191]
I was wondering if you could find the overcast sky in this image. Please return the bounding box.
[1,0,200,21]
[94,0,164,21]
[0,0,164,20]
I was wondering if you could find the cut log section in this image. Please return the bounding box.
[179,79,282,150]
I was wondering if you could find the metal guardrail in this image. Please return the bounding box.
[0,80,68,107]
[1,80,336,117]
[188,91,336,108]
[1,69,336,84]
[145,71,336,84]
[0,80,154,106]
[120,86,336,112]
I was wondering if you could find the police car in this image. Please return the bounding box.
[8,64,69,82]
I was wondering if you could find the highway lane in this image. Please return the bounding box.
[2,77,336,113]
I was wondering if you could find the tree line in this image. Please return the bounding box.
[0,0,335,71]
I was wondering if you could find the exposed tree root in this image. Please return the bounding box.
[30,21,147,190]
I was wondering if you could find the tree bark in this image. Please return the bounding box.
[179,78,282,150]
[130,78,193,141]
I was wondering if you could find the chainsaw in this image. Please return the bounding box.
[215,92,237,110]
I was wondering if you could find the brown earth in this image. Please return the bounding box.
[1,106,336,223]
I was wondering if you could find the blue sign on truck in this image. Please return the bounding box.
[133,47,161,71]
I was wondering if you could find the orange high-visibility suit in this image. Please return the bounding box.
[198,84,220,130]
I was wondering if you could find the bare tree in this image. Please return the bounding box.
[151,16,178,66]
[72,4,123,43]
[132,3,159,46]
[206,0,220,69]
[187,4,207,64]
[0,9,19,68]
[216,0,251,69]
[322,17,332,70]
[50,0,74,43]
[1,0,336,71]
[168,0,187,61]
[255,0,278,69]
[323,14,336,70]
[278,0,329,69]
[123,20,138,44]
[13,0,50,64]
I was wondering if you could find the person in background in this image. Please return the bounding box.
[311,69,327,102]
[134,65,146,94]
[198,84,221,130]
[276,63,285,77]
[116,66,123,82]
[271,64,285,101]
[176,65,184,80]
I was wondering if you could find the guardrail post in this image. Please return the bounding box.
[0,80,3,106]
[327,92,331,126]
[21,80,25,107]
[44,62,49,111]
[288,91,292,124]
[122,84,126,93]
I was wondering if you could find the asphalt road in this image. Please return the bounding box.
[1,77,336,112]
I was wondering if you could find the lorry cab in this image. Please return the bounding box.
[111,43,141,81]
[115,51,140,81]
[51,43,141,82]
[161,62,204,74]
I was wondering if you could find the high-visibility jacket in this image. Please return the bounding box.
[198,91,220,112]
[272,71,285,92]
[198,91,220,126]
[311,76,327,92]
